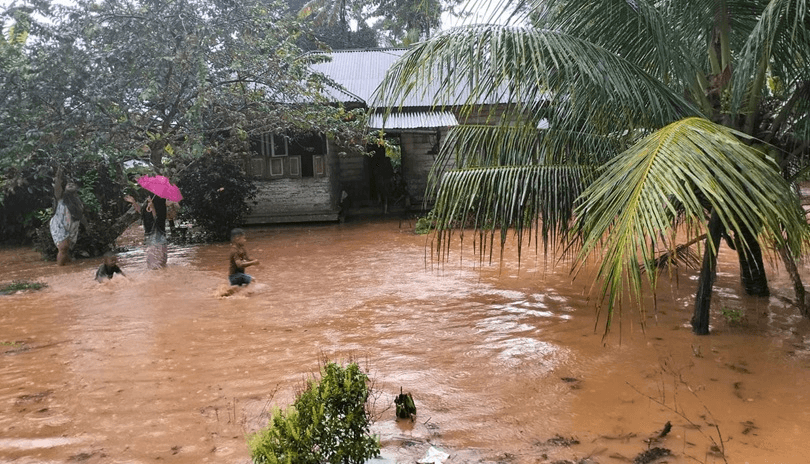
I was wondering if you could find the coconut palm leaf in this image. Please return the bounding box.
[376,0,810,335]
[574,117,807,334]
[375,25,702,158]
[533,0,700,84]
[731,0,810,136]
[429,164,595,264]
[432,122,624,172]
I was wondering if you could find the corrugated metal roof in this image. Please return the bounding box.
[305,48,547,111]
[368,111,458,129]
[310,48,509,108]
[310,49,409,105]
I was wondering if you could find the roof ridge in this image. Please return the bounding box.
[304,47,408,56]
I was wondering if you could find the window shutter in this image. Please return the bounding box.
[313,155,326,177]
[270,158,284,177]
[289,156,301,177]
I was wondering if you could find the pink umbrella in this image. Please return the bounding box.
[137,175,183,202]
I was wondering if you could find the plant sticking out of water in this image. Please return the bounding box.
[394,387,416,421]
[720,307,743,325]
[626,357,729,464]
[0,280,47,295]
[249,361,380,464]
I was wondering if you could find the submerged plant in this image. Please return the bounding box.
[0,280,47,295]
[721,307,743,325]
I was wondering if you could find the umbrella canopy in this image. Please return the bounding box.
[137,175,183,202]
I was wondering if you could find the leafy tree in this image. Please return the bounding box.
[295,0,466,48]
[0,0,369,251]
[376,0,810,335]
[369,0,450,46]
[292,0,379,49]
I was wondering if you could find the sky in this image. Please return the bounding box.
[442,0,510,30]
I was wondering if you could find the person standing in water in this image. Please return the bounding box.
[50,167,88,266]
[124,193,167,269]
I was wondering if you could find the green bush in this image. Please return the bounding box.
[249,362,380,464]
[176,153,257,241]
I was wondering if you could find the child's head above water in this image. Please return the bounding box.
[102,251,118,266]
[230,228,246,245]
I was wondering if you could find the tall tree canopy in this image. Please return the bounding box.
[287,0,379,50]
[295,0,466,48]
[1,0,362,167]
[376,0,810,335]
[0,0,368,247]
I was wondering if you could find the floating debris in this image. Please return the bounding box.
[633,447,671,464]
[417,446,449,464]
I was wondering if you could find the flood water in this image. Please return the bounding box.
[2,219,810,464]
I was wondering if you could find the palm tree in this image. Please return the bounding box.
[376,0,810,335]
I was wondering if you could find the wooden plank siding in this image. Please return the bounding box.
[244,136,341,224]
[246,177,338,224]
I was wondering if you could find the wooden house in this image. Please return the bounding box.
[245,48,460,224]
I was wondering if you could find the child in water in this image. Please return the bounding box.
[95,251,125,282]
[228,228,259,286]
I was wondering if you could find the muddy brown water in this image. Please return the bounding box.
[2,219,810,464]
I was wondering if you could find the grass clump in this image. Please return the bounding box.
[249,361,380,464]
[0,280,47,295]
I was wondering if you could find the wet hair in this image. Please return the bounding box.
[230,228,245,241]
[103,251,117,258]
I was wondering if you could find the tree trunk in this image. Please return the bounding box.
[733,227,769,296]
[692,211,725,335]
[779,245,809,317]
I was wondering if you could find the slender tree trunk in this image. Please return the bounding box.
[692,211,725,335]
[733,228,769,296]
[779,245,809,317]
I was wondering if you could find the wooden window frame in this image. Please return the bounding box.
[289,156,301,177]
[269,158,284,177]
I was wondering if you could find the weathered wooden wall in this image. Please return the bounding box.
[400,130,446,206]
[246,177,338,224]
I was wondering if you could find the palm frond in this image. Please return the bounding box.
[533,0,703,87]
[731,0,810,114]
[436,122,625,168]
[643,234,705,274]
[574,117,807,334]
[429,164,595,264]
[425,122,624,204]
[375,25,702,144]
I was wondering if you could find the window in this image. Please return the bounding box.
[250,132,327,179]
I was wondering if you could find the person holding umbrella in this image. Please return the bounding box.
[124,174,182,269]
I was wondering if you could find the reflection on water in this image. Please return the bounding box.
[2,219,810,463]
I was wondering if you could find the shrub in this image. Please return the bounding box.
[176,153,257,241]
[249,362,380,464]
